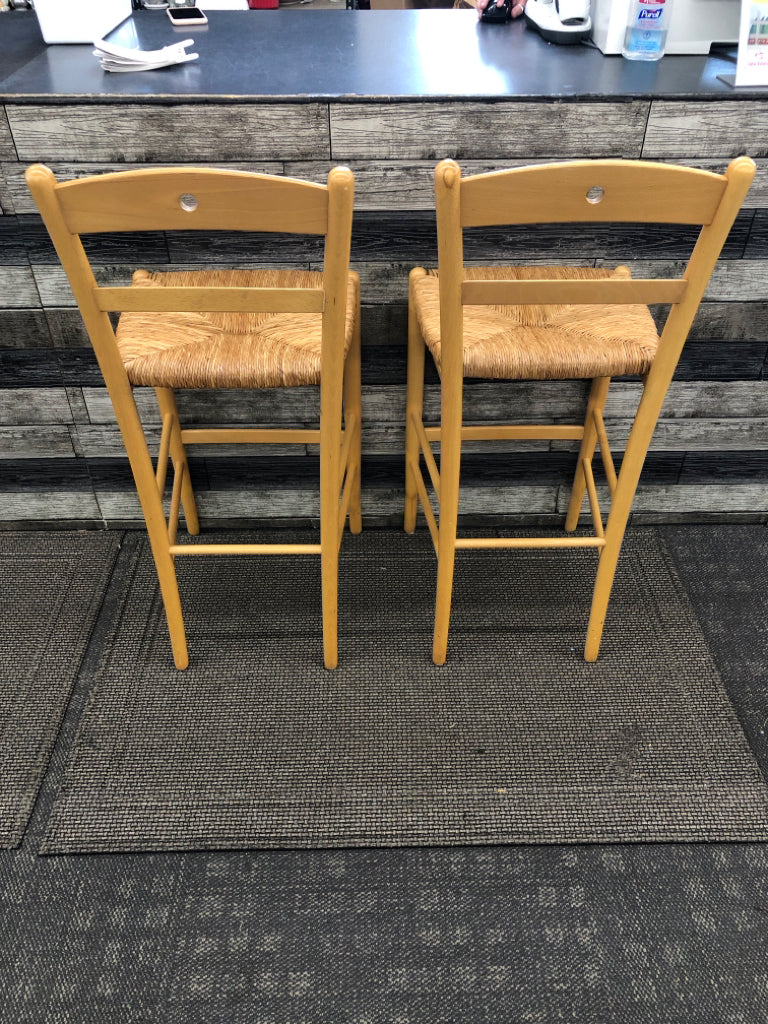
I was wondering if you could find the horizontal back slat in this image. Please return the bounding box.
[461,277,688,306]
[460,161,726,227]
[57,168,329,234]
[95,286,325,314]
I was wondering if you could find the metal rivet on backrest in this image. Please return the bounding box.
[179,193,198,213]
[586,185,605,205]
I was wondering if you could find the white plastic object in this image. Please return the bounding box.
[34,0,132,45]
[622,0,673,60]
[590,0,740,56]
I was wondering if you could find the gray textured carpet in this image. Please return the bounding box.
[0,531,120,848]
[42,528,768,853]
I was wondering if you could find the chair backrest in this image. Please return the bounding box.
[25,164,355,387]
[433,157,756,375]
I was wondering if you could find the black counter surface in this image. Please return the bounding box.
[0,8,760,103]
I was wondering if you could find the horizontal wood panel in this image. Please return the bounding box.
[0,348,61,386]
[0,310,52,349]
[0,426,75,459]
[559,483,768,515]
[3,268,40,309]
[554,418,768,452]
[680,451,768,481]
[0,388,73,426]
[7,104,330,163]
[330,101,649,161]
[22,226,170,268]
[0,491,100,521]
[690,300,768,341]
[643,101,768,161]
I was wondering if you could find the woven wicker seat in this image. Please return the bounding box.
[405,157,755,665]
[27,164,361,670]
[413,265,659,380]
[118,268,359,389]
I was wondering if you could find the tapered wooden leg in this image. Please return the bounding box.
[432,418,461,665]
[584,379,663,661]
[155,387,199,536]
[432,343,463,665]
[320,443,339,667]
[343,298,363,535]
[320,353,344,670]
[116,389,189,669]
[565,376,610,533]
[146,526,189,670]
[405,269,427,534]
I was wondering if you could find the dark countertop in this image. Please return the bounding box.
[0,7,761,103]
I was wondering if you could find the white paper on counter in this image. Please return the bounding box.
[93,37,199,72]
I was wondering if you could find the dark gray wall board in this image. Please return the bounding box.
[691,301,768,341]
[0,310,52,349]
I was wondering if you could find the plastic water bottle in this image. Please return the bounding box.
[622,0,673,61]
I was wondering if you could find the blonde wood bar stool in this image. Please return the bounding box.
[27,164,361,670]
[405,157,755,665]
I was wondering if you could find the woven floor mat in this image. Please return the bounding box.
[0,531,120,848]
[42,527,768,853]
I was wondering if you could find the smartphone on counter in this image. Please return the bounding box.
[167,6,208,25]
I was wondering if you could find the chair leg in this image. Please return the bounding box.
[405,270,427,533]
[432,354,463,666]
[155,387,200,536]
[146,526,190,671]
[565,376,611,533]
[343,303,363,535]
[320,360,344,670]
[584,379,663,661]
[116,389,189,669]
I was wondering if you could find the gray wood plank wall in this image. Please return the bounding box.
[1,97,766,528]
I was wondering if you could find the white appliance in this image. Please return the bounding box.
[590,0,741,55]
[34,0,132,45]
[525,0,592,45]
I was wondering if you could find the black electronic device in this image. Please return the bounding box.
[480,0,513,23]
[167,5,208,24]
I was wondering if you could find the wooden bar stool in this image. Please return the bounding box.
[405,157,755,664]
[27,164,361,670]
